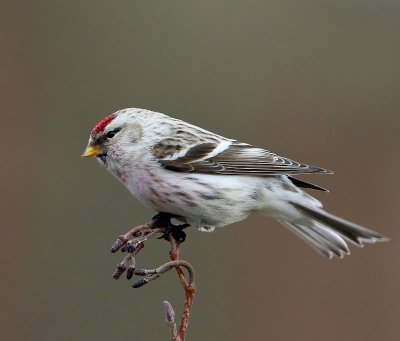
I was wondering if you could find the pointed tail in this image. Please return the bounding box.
[279,202,389,259]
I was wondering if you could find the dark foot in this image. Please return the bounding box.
[152,213,190,243]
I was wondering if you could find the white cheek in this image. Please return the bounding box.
[107,145,119,157]
[107,140,126,159]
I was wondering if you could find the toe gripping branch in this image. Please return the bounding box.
[110,213,196,341]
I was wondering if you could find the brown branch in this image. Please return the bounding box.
[111,215,196,341]
[168,237,196,341]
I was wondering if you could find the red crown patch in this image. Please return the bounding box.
[92,114,116,135]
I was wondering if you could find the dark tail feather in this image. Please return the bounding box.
[279,220,350,258]
[292,202,390,246]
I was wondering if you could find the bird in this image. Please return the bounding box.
[83,108,389,259]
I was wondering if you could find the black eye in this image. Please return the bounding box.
[106,130,117,139]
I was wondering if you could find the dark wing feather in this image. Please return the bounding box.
[157,141,332,176]
[288,176,329,192]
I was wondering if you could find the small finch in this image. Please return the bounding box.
[83,108,388,258]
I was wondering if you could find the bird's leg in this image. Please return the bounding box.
[152,212,190,243]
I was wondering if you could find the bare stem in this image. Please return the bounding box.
[168,237,196,341]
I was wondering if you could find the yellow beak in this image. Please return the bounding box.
[82,145,102,157]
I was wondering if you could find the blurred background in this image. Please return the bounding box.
[1,1,399,340]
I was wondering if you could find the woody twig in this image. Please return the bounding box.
[111,214,196,341]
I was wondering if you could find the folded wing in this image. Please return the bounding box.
[154,140,331,176]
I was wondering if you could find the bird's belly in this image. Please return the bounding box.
[126,172,260,229]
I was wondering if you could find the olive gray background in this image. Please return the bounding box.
[2,1,399,340]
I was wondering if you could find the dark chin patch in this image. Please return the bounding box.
[97,154,107,164]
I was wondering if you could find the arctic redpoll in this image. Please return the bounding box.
[83,108,388,258]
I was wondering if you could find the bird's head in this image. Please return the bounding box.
[82,108,155,169]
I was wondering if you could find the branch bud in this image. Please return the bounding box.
[163,301,175,325]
